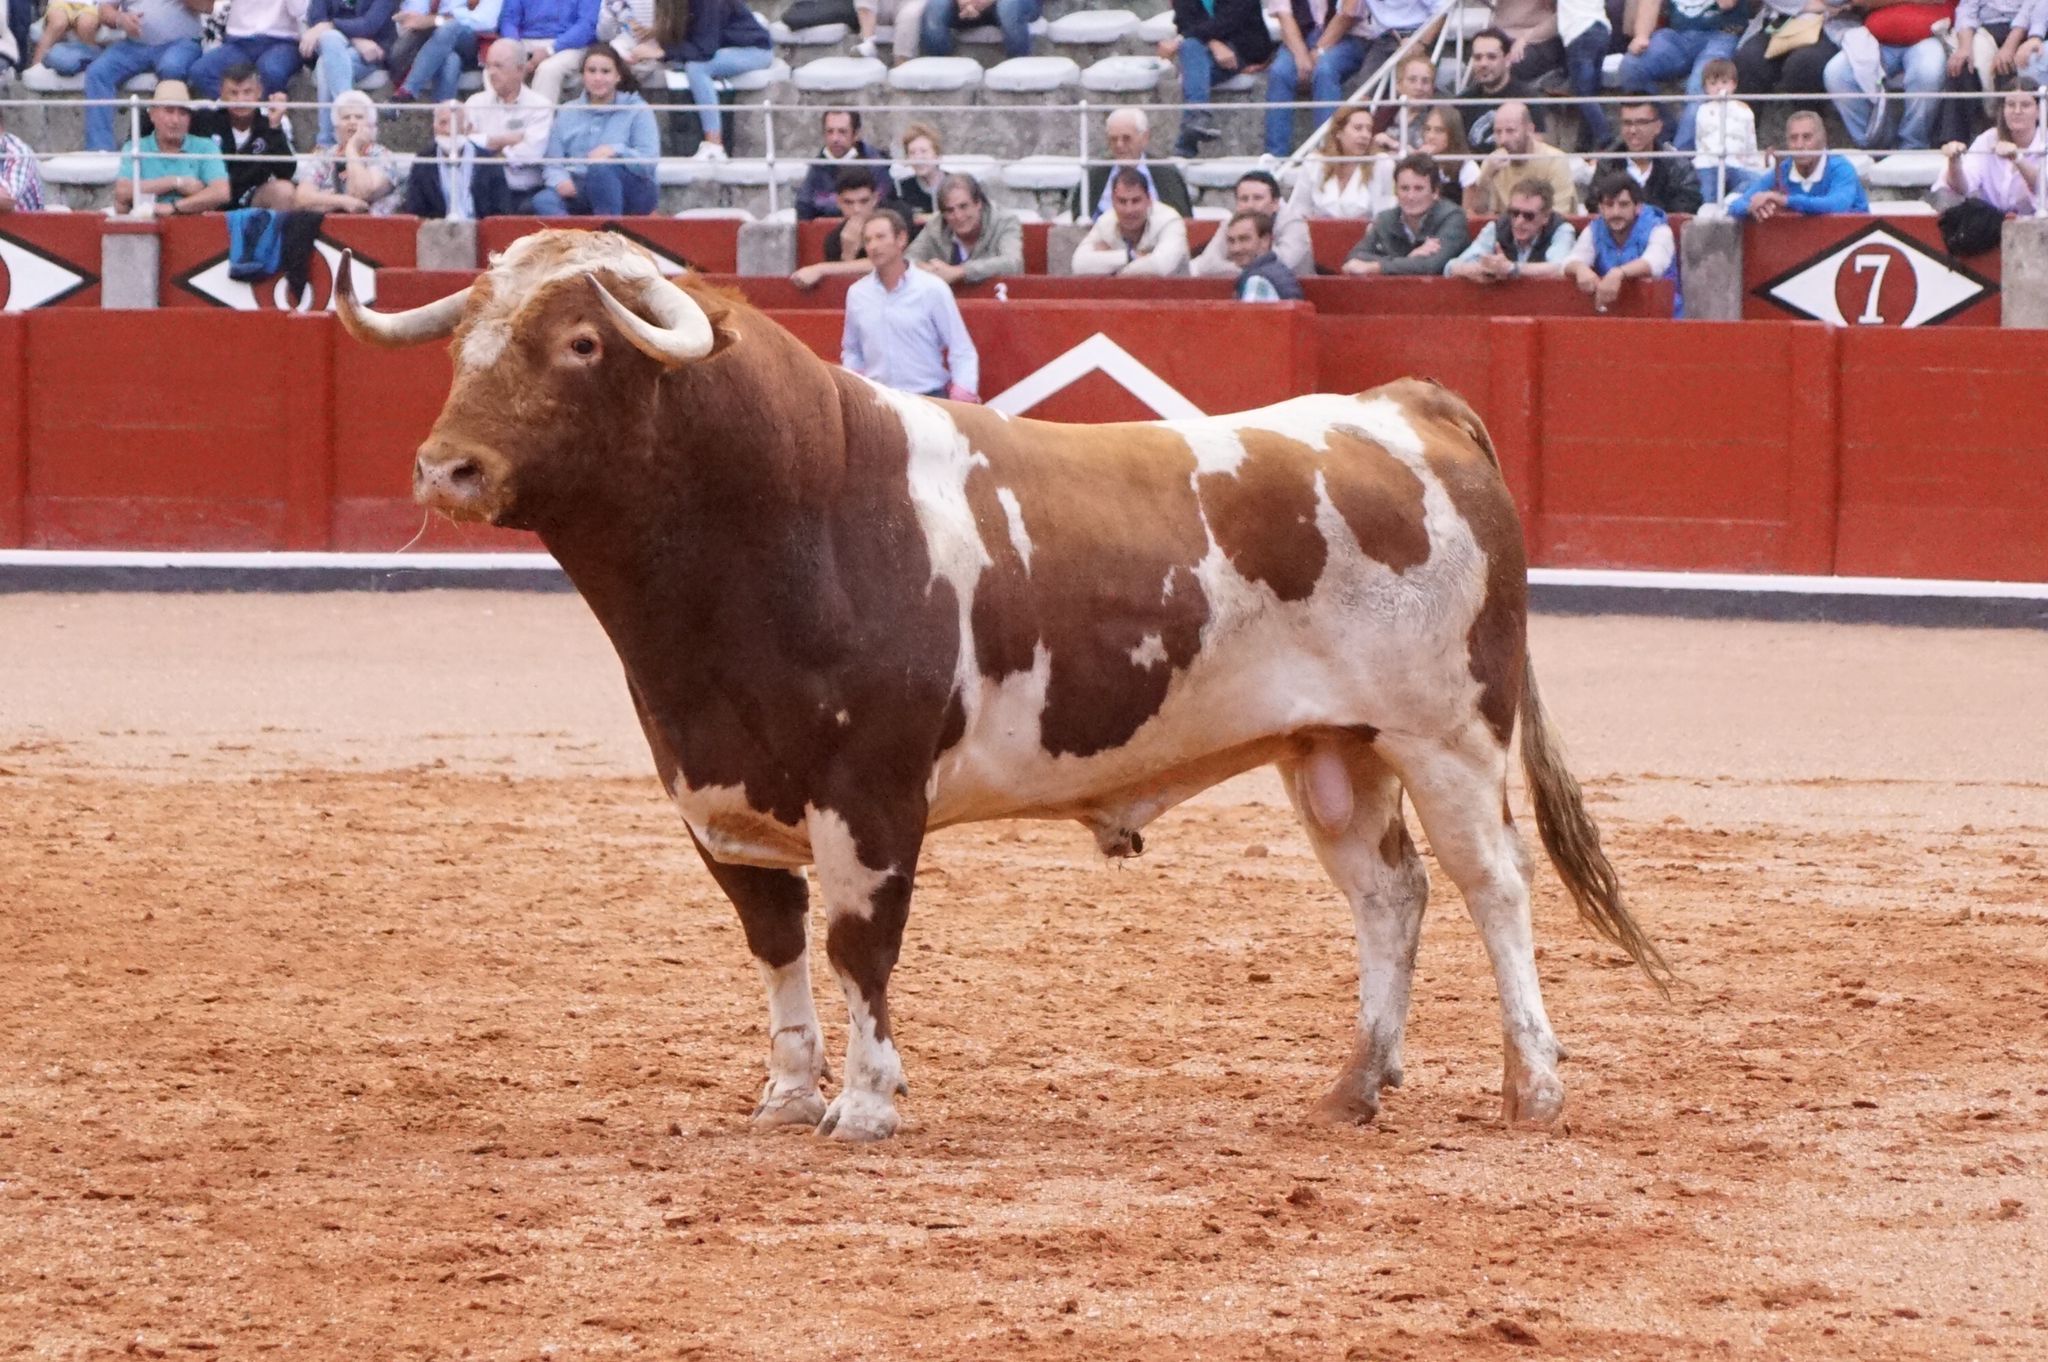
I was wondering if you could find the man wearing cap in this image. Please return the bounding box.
[113,80,230,216]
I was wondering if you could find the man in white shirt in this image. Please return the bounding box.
[842,209,981,400]
[464,39,554,204]
[1073,169,1192,278]
[1192,170,1312,278]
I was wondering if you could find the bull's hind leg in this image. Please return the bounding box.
[690,841,829,1129]
[1377,723,1565,1128]
[1280,739,1430,1125]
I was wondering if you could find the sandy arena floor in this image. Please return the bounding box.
[1,592,2044,1360]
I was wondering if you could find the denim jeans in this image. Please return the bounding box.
[532,162,658,215]
[1824,38,1946,149]
[190,34,303,96]
[1179,35,1216,106]
[1616,26,1738,150]
[682,44,773,139]
[919,0,1040,59]
[396,19,479,101]
[1566,22,1613,150]
[1309,32,1369,132]
[314,29,378,146]
[47,37,201,150]
[1262,30,1318,156]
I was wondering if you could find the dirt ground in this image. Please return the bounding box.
[1,592,2044,1361]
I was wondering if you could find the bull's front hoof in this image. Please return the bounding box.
[752,1083,828,1130]
[1501,1067,1566,1130]
[816,1089,900,1142]
[1310,1086,1383,1127]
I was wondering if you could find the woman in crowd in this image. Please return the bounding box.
[535,44,661,214]
[292,89,402,214]
[1288,104,1383,218]
[1940,85,2045,212]
[663,0,773,161]
[1417,104,1481,197]
[893,122,945,216]
[1372,51,1441,152]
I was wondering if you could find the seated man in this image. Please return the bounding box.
[1728,110,1871,217]
[1823,2,1953,150]
[1225,210,1306,301]
[463,38,553,211]
[1565,170,1678,312]
[797,109,884,222]
[500,0,598,104]
[1448,175,1578,281]
[1465,101,1579,213]
[920,0,1040,60]
[189,0,306,95]
[190,62,297,209]
[45,0,204,152]
[1594,101,1704,213]
[0,105,48,212]
[1344,153,1470,275]
[1456,26,1547,150]
[1192,169,1311,277]
[843,208,981,400]
[908,173,1026,285]
[389,0,504,104]
[405,100,513,217]
[1072,167,1192,276]
[1301,0,1440,136]
[792,166,894,290]
[1083,107,1194,219]
[1165,0,1275,157]
[114,79,229,215]
[303,0,397,147]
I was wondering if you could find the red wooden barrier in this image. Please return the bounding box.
[159,214,418,310]
[0,213,106,310]
[477,217,743,273]
[1743,215,2000,326]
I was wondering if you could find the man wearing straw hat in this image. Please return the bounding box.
[112,79,230,216]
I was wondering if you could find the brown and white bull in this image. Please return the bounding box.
[337,230,1667,1142]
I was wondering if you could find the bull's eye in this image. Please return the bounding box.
[571,337,598,358]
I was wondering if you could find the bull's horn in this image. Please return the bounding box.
[588,272,716,367]
[335,250,471,348]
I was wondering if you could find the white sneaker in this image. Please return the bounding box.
[855,37,877,59]
[693,142,729,161]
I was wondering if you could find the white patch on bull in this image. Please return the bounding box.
[1128,633,1168,669]
[994,486,1033,571]
[1175,424,1250,477]
[667,780,809,869]
[807,806,894,925]
[920,390,1494,835]
[756,953,826,1107]
[818,981,904,1140]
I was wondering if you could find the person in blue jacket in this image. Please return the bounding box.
[303,0,399,147]
[664,0,772,161]
[533,44,660,215]
[1728,110,1871,219]
[501,0,600,102]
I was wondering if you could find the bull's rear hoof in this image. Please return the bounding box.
[752,1085,828,1130]
[1310,1088,1383,1127]
[1501,1068,1566,1130]
[816,1089,900,1142]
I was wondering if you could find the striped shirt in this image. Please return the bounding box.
[1,134,48,213]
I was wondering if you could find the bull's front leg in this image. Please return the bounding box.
[690,838,829,1129]
[808,804,922,1143]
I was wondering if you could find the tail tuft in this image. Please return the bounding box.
[1518,654,1674,996]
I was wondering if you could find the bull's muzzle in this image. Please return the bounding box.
[413,446,494,520]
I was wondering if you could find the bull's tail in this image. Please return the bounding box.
[1518,653,1674,996]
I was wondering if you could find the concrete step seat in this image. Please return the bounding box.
[1045,9,1140,45]
[1001,153,1084,192]
[656,159,711,188]
[41,151,120,185]
[1081,54,1171,92]
[769,19,852,45]
[709,158,810,188]
[792,54,889,94]
[1184,156,1262,192]
[21,63,157,94]
[983,55,1080,91]
[1866,150,1944,190]
[886,56,985,91]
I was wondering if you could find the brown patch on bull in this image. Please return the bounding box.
[1197,431,1326,602]
[935,688,967,758]
[824,869,913,1042]
[1411,394,1527,747]
[949,407,1213,759]
[1320,428,1431,574]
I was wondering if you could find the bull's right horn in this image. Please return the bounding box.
[588,272,716,367]
[335,250,471,348]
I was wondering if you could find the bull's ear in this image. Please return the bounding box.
[588,273,716,367]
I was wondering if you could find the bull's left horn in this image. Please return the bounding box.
[589,273,716,367]
[335,250,471,348]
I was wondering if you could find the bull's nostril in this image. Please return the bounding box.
[447,460,482,487]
